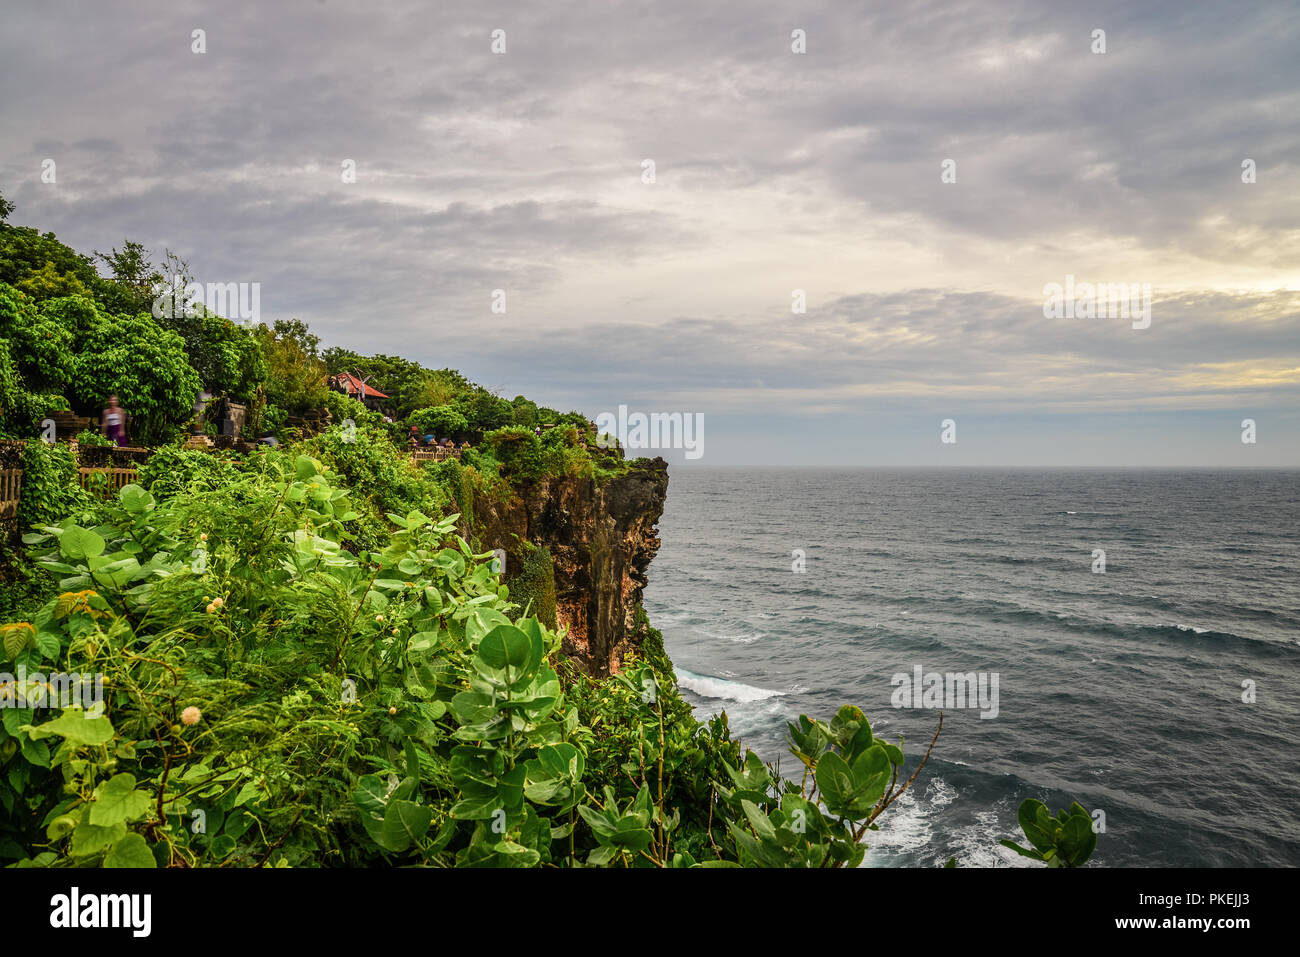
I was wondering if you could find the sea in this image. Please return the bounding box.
[642,468,1300,867]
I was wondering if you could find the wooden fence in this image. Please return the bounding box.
[411,447,462,464]
[77,467,140,497]
[0,468,21,520]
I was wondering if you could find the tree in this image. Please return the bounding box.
[0,188,14,225]
[94,240,162,315]
[0,336,69,438]
[70,308,201,445]
[272,319,321,359]
[454,389,513,435]
[0,227,104,303]
[0,283,75,394]
[257,321,327,417]
[511,395,540,429]
[407,405,469,439]
[321,350,456,418]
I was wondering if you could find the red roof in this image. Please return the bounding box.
[330,372,390,400]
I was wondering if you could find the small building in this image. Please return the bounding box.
[326,372,390,412]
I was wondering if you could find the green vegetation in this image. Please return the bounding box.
[406,406,469,441]
[0,188,1098,868]
[505,544,558,630]
[1001,799,1099,867]
[0,442,942,868]
[0,190,631,486]
[16,441,90,530]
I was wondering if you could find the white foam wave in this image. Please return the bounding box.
[700,628,764,644]
[676,670,785,702]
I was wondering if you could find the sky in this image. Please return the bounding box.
[2,0,1298,466]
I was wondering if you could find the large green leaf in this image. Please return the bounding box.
[2,623,33,659]
[829,705,873,761]
[813,751,854,814]
[59,526,105,561]
[103,832,155,868]
[89,556,143,588]
[379,799,432,852]
[71,816,126,857]
[89,773,152,827]
[1017,799,1056,854]
[476,624,534,676]
[118,484,153,514]
[24,711,115,746]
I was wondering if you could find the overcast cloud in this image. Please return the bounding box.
[2,0,1297,465]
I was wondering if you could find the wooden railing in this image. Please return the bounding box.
[411,447,462,464]
[77,467,140,497]
[0,468,22,520]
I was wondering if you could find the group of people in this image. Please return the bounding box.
[99,396,472,454]
[408,427,467,451]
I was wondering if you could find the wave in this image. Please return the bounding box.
[869,591,1298,653]
[676,669,786,702]
[699,628,763,644]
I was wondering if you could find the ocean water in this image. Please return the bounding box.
[642,468,1300,867]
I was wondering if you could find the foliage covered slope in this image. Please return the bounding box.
[0,423,964,868]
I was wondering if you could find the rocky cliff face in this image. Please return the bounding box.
[472,458,668,676]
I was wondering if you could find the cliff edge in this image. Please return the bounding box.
[472,457,668,676]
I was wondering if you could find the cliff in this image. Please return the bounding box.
[472,457,669,676]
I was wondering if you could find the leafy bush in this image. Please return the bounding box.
[425,457,473,521]
[136,446,239,501]
[482,426,544,480]
[300,422,436,523]
[321,390,383,432]
[1001,799,1099,867]
[73,429,113,449]
[17,441,91,529]
[0,452,949,869]
[406,406,469,441]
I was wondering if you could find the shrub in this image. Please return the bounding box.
[406,405,469,441]
[321,390,381,432]
[73,428,113,449]
[482,426,544,480]
[425,456,473,520]
[17,440,91,529]
[300,421,435,521]
[136,446,240,501]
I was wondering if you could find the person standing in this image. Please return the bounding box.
[101,395,128,447]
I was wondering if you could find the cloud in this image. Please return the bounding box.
[1,0,1296,463]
